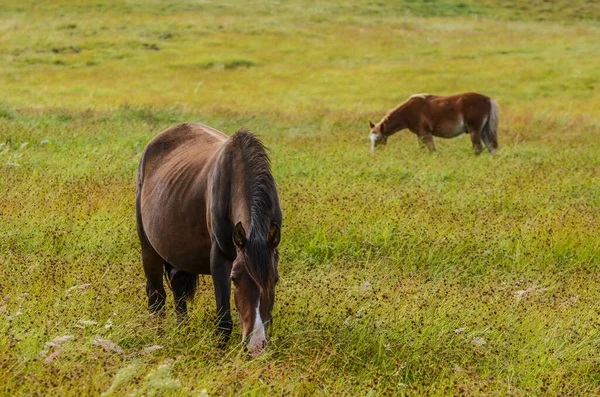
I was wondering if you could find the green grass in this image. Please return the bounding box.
[1,1,600,395]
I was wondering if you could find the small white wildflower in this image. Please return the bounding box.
[104,319,113,329]
[356,306,365,318]
[19,142,28,149]
[79,320,98,326]
[393,363,406,376]
[472,337,486,346]
[454,327,466,334]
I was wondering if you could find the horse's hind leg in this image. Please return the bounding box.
[466,123,484,155]
[165,263,197,320]
[137,191,166,314]
[141,245,167,314]
[469,132,483,155]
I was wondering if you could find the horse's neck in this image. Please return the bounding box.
[208,145,251,233]
[230,158,253,229]
[226,152,273,234]
[216,134,278,234]
[382,104,407,136]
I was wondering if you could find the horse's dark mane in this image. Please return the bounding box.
[230,129,278,292]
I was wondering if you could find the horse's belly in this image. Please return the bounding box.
[435,119,466,138]
[154,226,212,274]
[150,222,212,274]
[142,187,212,274]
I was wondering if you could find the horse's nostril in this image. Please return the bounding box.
[262,340,267,349]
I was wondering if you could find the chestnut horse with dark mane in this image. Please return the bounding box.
[369,92,498,154]
[136,123,282,356]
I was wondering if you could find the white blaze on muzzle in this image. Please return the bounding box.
[370,133,377,151]
[247,302,267,356]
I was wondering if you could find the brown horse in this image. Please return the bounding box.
[369,92,498,154]
[136,123,282,356]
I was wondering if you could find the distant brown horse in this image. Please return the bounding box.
[136,123,282,356]
[369,92,498,154]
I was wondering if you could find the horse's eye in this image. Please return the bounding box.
[230,276,239,287]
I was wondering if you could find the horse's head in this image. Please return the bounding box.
[369,121,387,151]
[231,221,281,356]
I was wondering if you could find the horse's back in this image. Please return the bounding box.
[456,92,491,107]
[137,123,228,273]
[455,93,493,124]
[140,123,226,170]
[424,92,491,119]
[139,123,227,193]
[423,92,488,106]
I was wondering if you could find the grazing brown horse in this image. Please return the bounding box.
[136,123,282,356]
[369,92,498,154]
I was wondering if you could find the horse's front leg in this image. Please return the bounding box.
[418,133,436,152]
[210,244,233,345]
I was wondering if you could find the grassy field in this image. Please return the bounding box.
[1,0,600,395]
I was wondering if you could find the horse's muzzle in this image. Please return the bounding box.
[247,333,267,357]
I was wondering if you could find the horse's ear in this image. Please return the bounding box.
[233,222,246,248]
[267,223,281,249]
[369,121,375,129]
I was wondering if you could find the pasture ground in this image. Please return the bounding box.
[1,1,599,395]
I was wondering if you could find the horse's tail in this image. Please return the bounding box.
[136,148,150,249]
[482,98,499,153]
